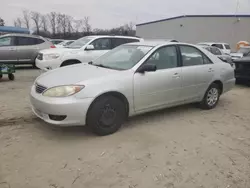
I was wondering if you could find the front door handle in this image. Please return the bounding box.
[208,68,214,72]
[172,73,180,78]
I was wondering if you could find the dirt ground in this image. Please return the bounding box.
[0,69,250,188]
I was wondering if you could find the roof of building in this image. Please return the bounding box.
[136,14,250,26]
[0,26,30,34]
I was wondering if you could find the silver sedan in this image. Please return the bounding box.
[30,41,235,135]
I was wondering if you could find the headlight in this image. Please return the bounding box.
[43,85,84,97]
[43,53,60,60]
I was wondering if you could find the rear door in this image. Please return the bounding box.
[16,36,39,63]
[0,36,17,63]
[178,45,215,101]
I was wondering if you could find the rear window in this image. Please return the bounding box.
[224,44,231,49]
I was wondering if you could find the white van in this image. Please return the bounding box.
[36,35,142,71]
[197,42,231,55]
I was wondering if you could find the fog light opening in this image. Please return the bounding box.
[49,115,67,121]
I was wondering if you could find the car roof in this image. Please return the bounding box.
[198,42,229,45]
[0,33,44,39]
[240,46,250,49]
[123,40,185,47]
[83,35,141,40]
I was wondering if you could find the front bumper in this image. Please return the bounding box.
[30,85,93,126]
[35,58,62,71]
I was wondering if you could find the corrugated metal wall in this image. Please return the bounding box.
[136,16,250,50]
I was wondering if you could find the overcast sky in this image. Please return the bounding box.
[1,0,250,29]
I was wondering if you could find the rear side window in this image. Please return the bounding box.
[112,38,127,48]
[125,38,140,43]
[211,47,222,55]
[35,38,45,44]
[212,44,223,49]
[224,44,231,49]
[180,45,212,66]
[17,37,39,46]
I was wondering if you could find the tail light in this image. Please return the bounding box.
[50,45,56,48]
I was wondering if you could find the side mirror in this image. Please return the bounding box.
[137,64,157,73]
[85,44,94,50]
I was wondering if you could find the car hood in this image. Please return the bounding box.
[36,64,120,88]
[39,47,80,54]
[231,52,243,57]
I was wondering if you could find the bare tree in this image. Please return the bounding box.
[123,22,135,31]
[41,15,48,32]
[22,10,31,29]
[74,19,84,32]
[66,15,73,33]
[31,11,41,34]
[48,12,57,36]
[0,17,5,26]
[14,18,22,27]
[83,16,91,33]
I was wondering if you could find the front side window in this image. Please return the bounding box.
[0,37,12,46]
[92,45,153,70]
[17,37,36,46]
[90,38,111,50]
[180,45,212,66]
[144,46,178,70]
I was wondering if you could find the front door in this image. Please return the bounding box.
[133,45,182,112]
[178,45,215,101]
[0,36,17,63]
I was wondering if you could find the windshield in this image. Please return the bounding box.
[92,45,153,70]
[67,37,93,49]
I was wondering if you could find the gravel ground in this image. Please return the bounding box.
[0,69,250,188]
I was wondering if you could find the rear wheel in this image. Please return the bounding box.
[8,73,15,81]
[0,74,2,79]
[199,83,220,110]
[60,60,81,67]
[86,95,126,136]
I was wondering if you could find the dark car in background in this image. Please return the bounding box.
[233,55,250,84]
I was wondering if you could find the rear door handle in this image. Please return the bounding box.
[9,48,16,51]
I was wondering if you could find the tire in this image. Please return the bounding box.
[8,74,15,81]
[61,61,81,67]
[86,95,126,136]
[199,83,220,110]
[0,74,2,79]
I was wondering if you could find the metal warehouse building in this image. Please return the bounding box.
[136,15,250,50]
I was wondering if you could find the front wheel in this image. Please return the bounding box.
[199,83,220,110]
[86,95,126,136]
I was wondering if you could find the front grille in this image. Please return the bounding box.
[36,83,47,94]
[37,53,43,60]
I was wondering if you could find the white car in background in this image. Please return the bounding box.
[198,42,231,55]
[55,40,75,48]
[36,35,142,71]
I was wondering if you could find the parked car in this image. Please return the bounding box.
[30,41,235,135]
[35,35,142,71]
[233,54,250,83]
[197,42,231,54]
[50,39,65,45]
[198,45,233,64]
[55,40,75,48]
[0,33,55,66]
[230,46,250,60]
